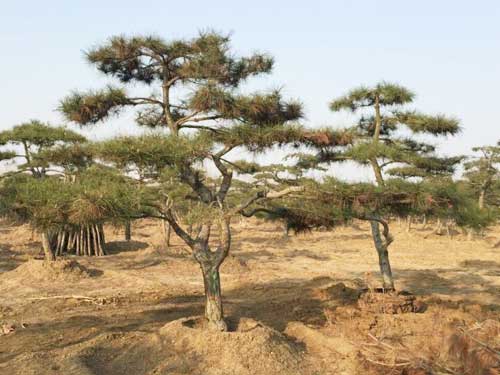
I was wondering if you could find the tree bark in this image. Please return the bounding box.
[478,189,486,210]
[370,158,384,186]
[200,263,226,331]
[125,221,131,241]
[41,232,56,261]
[54,225,105,256]
[162,220,171,247]
[369,221,395,290]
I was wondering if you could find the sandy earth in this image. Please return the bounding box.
[0,218,499,374]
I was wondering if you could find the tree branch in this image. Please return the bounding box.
[228,186,304,217]
[212,155,233,203]
[355,214,393,246]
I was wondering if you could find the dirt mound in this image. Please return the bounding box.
[7,259,92,282]
[57,317,311,375]
[358,290,427,314]
[313,282,361,304]
[155,316,308,375]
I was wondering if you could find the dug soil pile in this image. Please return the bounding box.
[2,258,91,283]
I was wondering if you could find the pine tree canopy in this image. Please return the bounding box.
[329,82,415,112]
[392,111,460,135]
[463,141,500,208]
[0,166,145,232]
[85,33,273,86]
[36,143,94,174]
[245,175,493,233]
[0,120,88,177]
[59,32,303,137]
[296,82,463,183]
[96,133,213,177]
[0,120,86,148]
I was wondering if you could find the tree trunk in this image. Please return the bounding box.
[283,221,290,238]
[435,218,443,235]
[41,232,56,261]
[54,224,106,256]
[125,221,131,241]
[370,221,395,290]
[162,220,171,247]
[370,158,384,186]
[406,216,412,233]
[478,189,486,210]
[200,263,227,331]
[167,218,231,331]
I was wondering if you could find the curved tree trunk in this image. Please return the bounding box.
[369,221,395,290]
[165,211,231,331]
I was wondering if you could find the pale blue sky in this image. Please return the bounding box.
[1,0,499,179]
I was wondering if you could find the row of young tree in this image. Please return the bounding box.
[0,32,498,330]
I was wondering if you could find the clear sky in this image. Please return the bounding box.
[1,1,498,179]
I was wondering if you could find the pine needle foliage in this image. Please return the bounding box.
[59,31,302,137]
[463,141,500,210]
[0,166,145,232]
[0,120,87,177]
[307,82,463,182]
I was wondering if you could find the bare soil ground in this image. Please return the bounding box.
[0,218,499,374]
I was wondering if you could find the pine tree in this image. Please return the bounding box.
[0,120,89,259]
[0,120,86,178]
[58,32,346,330]
[308,82,460,289]
[0,166,141,260]
[463,142,500,210]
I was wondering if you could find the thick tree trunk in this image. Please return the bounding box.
[370,221,395,290]
[200,263,227,331]
[166,216,231,331]
[41,232,56,261]
[125,221,131,241]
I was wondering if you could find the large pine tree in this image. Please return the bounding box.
[58,32,346,330]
